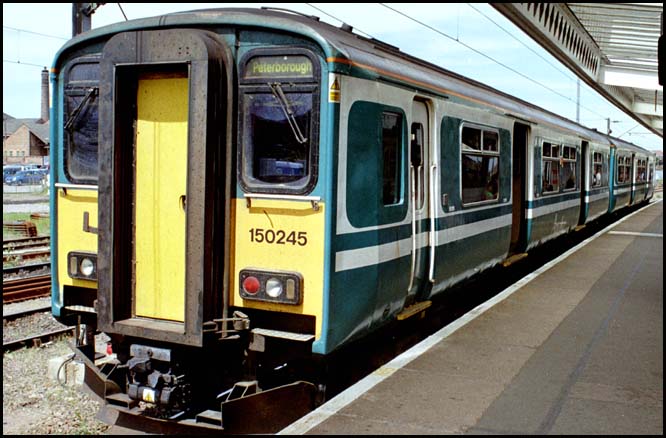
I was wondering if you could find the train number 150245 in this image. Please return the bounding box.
[249,228,308,246]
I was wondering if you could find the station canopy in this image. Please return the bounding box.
[492,3,663,138]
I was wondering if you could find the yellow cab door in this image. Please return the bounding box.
[134,72,189,322]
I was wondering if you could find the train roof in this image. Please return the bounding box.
[55,7,654,156]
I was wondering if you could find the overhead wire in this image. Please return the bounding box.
[3,25,68,69]
[305,3,374,39]
[2,59,46,68]
[377,3,608,120]
[3,25,69,41]
[464,3,627,117]
[464,4,575,82]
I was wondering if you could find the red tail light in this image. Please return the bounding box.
[242,276,261,294]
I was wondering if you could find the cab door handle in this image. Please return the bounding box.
[83,211,98,234]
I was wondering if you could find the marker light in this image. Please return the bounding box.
[239,269,303,305]
[242,276,261,294]
[265,278,283,298]
[67,252,98,281]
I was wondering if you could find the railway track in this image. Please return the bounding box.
[3,274,51,303]
[3,236,51,264]
[3,236,50,251]
[3,261,51,278]
[3,327,74,354]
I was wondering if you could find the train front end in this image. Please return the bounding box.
[51,13,333,433]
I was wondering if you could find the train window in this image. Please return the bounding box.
[411,123,425,210]
[483,131,499,152]
[541,141,560,193]
[461,125,499,205]
[63,58,100,184]
[462,127,481,151]
[637,159,646,182]
[346,101,407,227]
[238,49,320,194]
[592,152,605,187]
[242,91,312,183]
[562,145,577,191]
[383,112,403,206]
[616,155,631,183]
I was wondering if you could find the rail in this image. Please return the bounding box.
[3,236,50,264]
[3,327,74,354]
[2,274,51,303]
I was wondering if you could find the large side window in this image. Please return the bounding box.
[461,125,499,205]
[63,57,100,184]
[346,101,407,228]
[541,141,560,194]
[238,50,320,194]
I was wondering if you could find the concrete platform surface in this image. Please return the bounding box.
[281,200,663,435]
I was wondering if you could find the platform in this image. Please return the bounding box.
[281,200,663,435]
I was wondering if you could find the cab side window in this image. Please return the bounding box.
[63,57,100,184]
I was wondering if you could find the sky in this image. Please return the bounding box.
[3,2,662,151]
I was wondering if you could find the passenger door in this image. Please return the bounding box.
[405,99,434,308]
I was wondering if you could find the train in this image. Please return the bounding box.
[49,7,657,433]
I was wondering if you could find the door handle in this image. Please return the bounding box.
[428,164,437,283]
[82,211,98,234]
[408,166,417,292]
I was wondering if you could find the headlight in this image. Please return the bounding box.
[80,258,95,277]
[265,278,283,298]
[68,252,98,281]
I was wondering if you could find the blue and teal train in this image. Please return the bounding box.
[49,7,657,433]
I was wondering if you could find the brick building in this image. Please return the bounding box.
[3,114,50,166]
[3,67,50,166]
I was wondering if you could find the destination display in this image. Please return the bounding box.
[244,55,313,79]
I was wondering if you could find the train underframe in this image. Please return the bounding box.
[68,308,323,434]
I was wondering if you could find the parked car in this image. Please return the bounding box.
[3,165,26,182]
[4,169,47,185]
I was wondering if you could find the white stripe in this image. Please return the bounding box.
[335,236,412,272]
[527,198,579,219]
[586,191,609,204]
[437,213,511,242]
[608,231,663,238]
[279,199,662,435]
[334,214,512,272]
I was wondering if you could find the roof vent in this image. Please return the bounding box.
[340,23,353,32]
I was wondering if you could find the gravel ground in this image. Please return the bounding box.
[3,201,49,214]
[3,303,111,435]
[4,198,110,435]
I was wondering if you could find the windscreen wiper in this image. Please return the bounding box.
[267,82,307,144]
[64,87,98,132]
